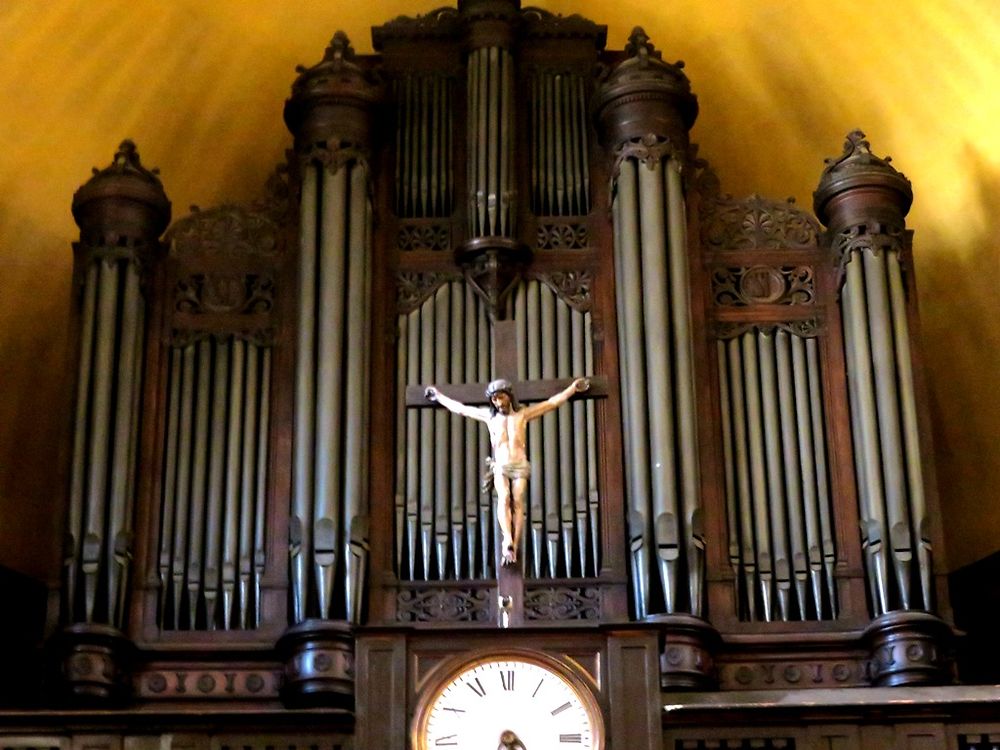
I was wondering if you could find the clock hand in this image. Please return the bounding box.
[498,729,526,750]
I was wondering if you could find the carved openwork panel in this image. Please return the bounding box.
[712,265,814,307]
[700,193,820,251]
[166,198,288,346]
[523,585,601,621]
[396,586,493,623]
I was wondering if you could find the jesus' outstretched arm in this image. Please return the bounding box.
[521,377,590,421]
[424,386,490,422]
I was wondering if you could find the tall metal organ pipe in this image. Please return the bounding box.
[595,27,702,619]
[814,130,935,616]
[467,46,515,239]
[291,160,373,622]
[63,141,169,630]
[610,156,703,617]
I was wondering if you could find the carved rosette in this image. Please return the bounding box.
[276,619,355,707]
[50,624,134,704]
[720,658,868,690]
[647,613,719,690]
[138,668,281,699]
[863,611,953,687]
[712,265,814,307]
[536,221,589,250]
[398,222,451,252]
[701,193,820,251]
[396,587,492,623]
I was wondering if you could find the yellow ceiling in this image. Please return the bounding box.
[1,0,998,579]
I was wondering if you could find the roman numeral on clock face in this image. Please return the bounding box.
[551,701,572,716]
[559,734,583,743]
[466,677,487,697]
[500,669,515,691]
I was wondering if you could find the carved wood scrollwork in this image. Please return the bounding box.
[712,265,814,306]
[523,586,600,621]
[831,220,907,285]
[531,270,593,312]
[396,588,492,623]
[175,274,274,315]
[298,142,371,176]
[169,205,282,258]
[701,193,820,250]
[610,133,682,195]
[396,270,461,314]
[165,196,286,347]
[711,319,822,340]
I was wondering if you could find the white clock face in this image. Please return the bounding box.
[417,656,601,750]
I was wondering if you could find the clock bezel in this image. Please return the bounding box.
[411,648,605,750]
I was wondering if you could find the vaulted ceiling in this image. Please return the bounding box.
[1,0,997,579]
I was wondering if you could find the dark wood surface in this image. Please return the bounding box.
[17,4,969,749]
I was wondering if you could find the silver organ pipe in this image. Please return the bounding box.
[716,327,839,622]
[289,155,374,622]
[839,245,933,614]
[467,47,515,238]
[155,334,273,631]
[395,280,598,583]
[613,161,651,618]
[530,71,591,216]
[65,253,147,628]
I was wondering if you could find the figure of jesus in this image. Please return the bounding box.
[425,377,590,567]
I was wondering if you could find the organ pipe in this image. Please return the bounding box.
[156,337,272,631]
[394,280,597,583]
[291,164,318,623]
[291,155,374,622]
[613,159,652,618]
[717,328,839,622]
[467,47,515,238]
[64,141,169,634]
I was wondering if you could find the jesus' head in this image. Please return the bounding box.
[485,378,520,416]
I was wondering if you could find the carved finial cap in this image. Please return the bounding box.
[284,30,383,147]
[592,28,697,150]
[72,140,171,238]
[813,129,913,226]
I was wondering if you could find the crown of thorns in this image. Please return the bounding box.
[485,379,514,399]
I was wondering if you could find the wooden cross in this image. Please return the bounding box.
[404,318,607,626]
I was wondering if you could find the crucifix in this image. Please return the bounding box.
[406,316,607,626]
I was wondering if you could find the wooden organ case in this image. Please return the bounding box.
[14,1,1000,749]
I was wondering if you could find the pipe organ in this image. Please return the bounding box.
[28,1,978,748]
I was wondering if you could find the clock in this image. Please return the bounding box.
[413,651,604,750]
